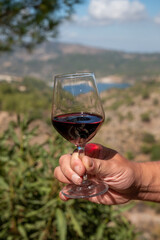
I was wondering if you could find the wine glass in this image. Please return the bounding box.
[51,72,108,198]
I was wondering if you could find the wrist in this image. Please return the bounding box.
[133,161,160,202]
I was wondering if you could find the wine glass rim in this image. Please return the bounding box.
[54,72,95,79]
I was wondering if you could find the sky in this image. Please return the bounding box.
[57,0,160,53]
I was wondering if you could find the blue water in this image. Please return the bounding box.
[64,82,130,95]
[97,82,130,93]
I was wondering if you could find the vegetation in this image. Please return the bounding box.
[140,112,150,122]
[141,132,160,161]
[141,143,160,161]
[1,42,160,80]
[142,133,156,144]
[52,52,160,79]
[0,77,52,119]
[0,75,160,239]
[0,0,82,51]
[0,116,137,240]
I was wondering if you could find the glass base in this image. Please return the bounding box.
[61,179,109,199]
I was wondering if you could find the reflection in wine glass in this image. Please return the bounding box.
[51,73,108,198]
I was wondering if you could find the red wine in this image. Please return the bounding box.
[52,112,104,146]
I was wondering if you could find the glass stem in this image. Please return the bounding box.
[77,146,88,182]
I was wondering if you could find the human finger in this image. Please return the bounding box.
[59,154,83,185]
[70,152,86,176]
[54,166,72,184]
[82,154,112,177]
[59,191,69,201]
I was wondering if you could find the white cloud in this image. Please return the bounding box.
[154,15,160,24]
[88,0,146,23]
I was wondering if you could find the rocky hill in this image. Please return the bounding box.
[0,42,160,81]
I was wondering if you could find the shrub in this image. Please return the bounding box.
[140,112,150,122]
[142,133,155,144]
[125,151,134,160]
[153,98,159,106]
[0,79,52,119]
[141,145,152,154]
[125,97,134,106]
[142,91,150,100]
[127,111,134,121]
[0,116,137,240]
[151,144,160,161]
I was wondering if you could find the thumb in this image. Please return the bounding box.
[81,155,105,176]
[82,143,117,176]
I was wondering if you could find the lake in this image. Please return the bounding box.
[97,82,130,93]
[64,82,130,95]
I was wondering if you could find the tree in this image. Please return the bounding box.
[0,0,82,51]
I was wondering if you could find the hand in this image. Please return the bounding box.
[54,143,140,205]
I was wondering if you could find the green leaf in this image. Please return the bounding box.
[26,209,39,218]
[0,177,9,190]
[68,208,83,237]
[18,225,28,240]
[95,221,106,240]
[56,208,67,240]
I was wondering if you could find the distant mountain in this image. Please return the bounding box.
[0,41,160,82]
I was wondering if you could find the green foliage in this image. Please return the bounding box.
[142,90,150,100]
[0,0,83,51]
[151,145,160,161]
[153,98,159,106]
[125,96,134,106]
[126,111,134,121]
[142,132,155,144]
[1,43,160,80]
[0,116,137,240]
[141,131,160,160]
[125,81,160,99]
[110,100,123,110]
[145,202,160,214]
[50,52,160,79]
[141,143,160,161]
[0,78,52,119]
[141,145,152,154]
[140,112,150,122]
[125,151,134,160]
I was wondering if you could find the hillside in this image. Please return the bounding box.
[0,76,160,239]
[0,42,160,81]
[95,79,160,161]
[0,76,159,163]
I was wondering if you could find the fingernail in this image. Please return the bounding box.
[71,173,82,185]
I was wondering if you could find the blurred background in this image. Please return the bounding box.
[0,0,160,239]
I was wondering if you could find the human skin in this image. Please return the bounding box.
[54,143,160,204]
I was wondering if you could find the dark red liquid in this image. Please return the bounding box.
[52,112,104,146]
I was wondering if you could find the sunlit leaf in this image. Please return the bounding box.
[56,208,67,240]
[68,208,83,237]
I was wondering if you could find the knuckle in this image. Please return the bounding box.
[59,154,71,165]
[59,156,64,165]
